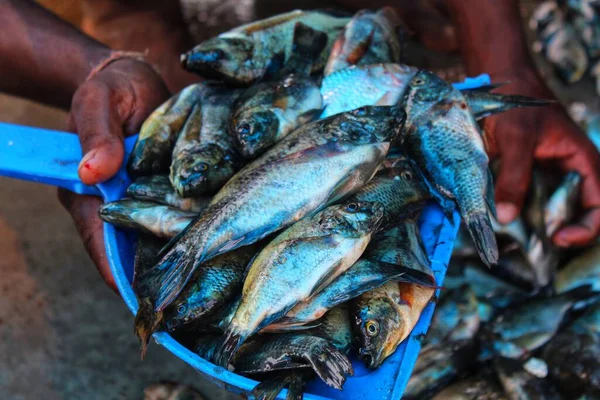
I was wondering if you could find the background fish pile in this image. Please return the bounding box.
[98,8,555,399]
[530,0,600,92]
[405,169,600,400]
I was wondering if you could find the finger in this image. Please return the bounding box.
[70,80,126,185]
[554,208,600,247]
[57,189,118,293]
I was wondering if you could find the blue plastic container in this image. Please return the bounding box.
[0,74,489,400]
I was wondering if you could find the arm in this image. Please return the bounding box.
[0,0,111,109]
[445,0,600,247]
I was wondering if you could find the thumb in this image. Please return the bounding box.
[494,147,534,224]
[69,80,127,185]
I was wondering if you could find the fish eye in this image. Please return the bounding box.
[237,123,251,136]
[346,203,358,212]
[197,162,209,171]
[401,171,413,180]
[414,78,424,85]
[366,320,379,337]
[207,49,225,62]
[177,304,187,314]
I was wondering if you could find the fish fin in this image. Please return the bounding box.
[264,320,323,333]
[465,212,499,267]
[346,28,375,65]
[134,298,163,359]
[486,169,497,219]
[286,372,309,400]
[297,108,323,125]
[279,22,328,77]
[265,51,287,80]
[467,93,554,120]
[392,264,438,287]
[251,376,288,400]
[305,340,353,389]
[153,249,199,311]
[215,327,246,369]
[154,214,199,260]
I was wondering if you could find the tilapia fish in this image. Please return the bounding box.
[350,153,431,226]
[98,200,196,239]
[485,295,579,359]
[426,285,480,346]
[161,246,256,333]
[401,69,498,267]
[353,280,435,368]
[230,74,322,159]
[216,201,383,366]
[555,243,600,294]
[126,175,210,213]
[320,63,418,118]
[494,357,562,400]
[267,217,434,331]
[128,84,203,176]
[543,300,600,396]
[181,10,350,85]
[170,82,242,197]
[324,7,405,76]
[141,105,403,314]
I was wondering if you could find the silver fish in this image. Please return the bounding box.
[142,105,404,313]
[126,175,210,213]
[320,63,418,118]
[401,70,498,267]
[98,200,196,239]
[216,201,383,367]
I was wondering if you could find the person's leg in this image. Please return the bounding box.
[80,0,198,91]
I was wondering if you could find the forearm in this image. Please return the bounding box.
[0,0,111,109]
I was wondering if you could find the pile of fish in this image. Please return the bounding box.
[98,8,552,398]
[530,0,600,92]
[405,169,600,399]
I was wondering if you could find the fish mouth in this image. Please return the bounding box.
[359,348,384,369]
[175,172,210,197]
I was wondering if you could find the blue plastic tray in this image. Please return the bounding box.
[0,74,489,400]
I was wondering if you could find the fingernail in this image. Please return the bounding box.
[496,202,518,224]
[78,149,97,173]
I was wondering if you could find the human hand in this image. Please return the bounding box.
[59,56,170,291]
[485,68,600,248]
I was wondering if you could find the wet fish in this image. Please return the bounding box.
[404,342,479,399]
[430,376,507,400]
[426,285,480,346]
[320,63,418,118]
[494,357,562,400]
[462,88,553,120]
[129,84,203,176]
[462,264,529,309]
[170,82,242,197]
[143,105,404,314]
[181,10,349,85]
[230,74,322,159]
[495,248,536,291]
[542,23,589,83]
[251,370,313,400]
[143,381,206,400]
[543,300,600,396]
[217,201,383,366]
[98,200,196,239]
[491,215,529,252]
[485,295,579,359]
[555,244,600,294]
[267,218,434,331]
[126,175,210,213]
[161,246,256,334]
[350,154,431,226]
[353,280,435,368]
[401,70,498,267]
[324,7,405,76]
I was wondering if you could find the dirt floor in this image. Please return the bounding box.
[0,1,597,399]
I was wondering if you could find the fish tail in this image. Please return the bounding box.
[251,376,288,400]
[306,341,354,390]
[134,298,163,360]
[152,249,200,311]
[215,326,247,369]
[465,212,499,267]
[286,372,309,400]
